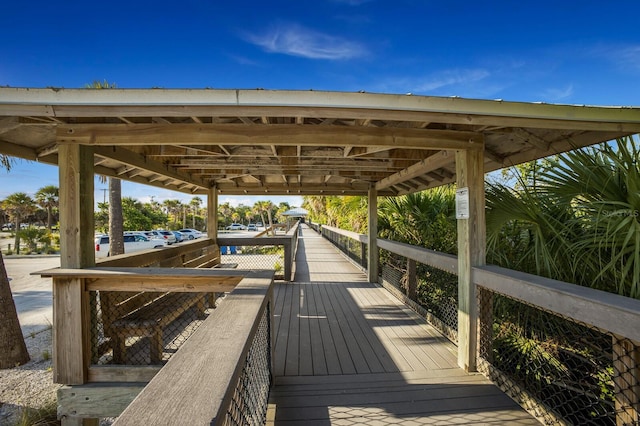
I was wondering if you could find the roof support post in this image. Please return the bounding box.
[455,148,486,372]
[207,185,218,244]
[368,184,378,283]
[56,145,97,425]
[207,185,220,267]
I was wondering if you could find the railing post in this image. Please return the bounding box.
[406,258,417,300]
[613,335,640,425]
[284,240,292,282]
[368,185,378,282]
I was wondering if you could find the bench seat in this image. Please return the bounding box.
[110,292,207,364]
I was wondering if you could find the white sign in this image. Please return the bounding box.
[456,187,470,219]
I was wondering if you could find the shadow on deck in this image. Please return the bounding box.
[269,225,539,425]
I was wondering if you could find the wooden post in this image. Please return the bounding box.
[207,185,218,243]
[59,144,95,270]
[613,335,640,425]
[406,259,417,301]
[57,144,97,425]
[368,184,378,283]
[455,148,485,372]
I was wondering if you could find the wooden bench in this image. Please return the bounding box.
[105,291,209,364]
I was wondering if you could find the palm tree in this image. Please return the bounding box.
[86,80,124,256]
[190,196,202,229]
[2,192,36,255]
[35,185,59,231]
[0,155,30,368]
[163,199,183,227]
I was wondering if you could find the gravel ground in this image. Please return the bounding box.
[0,328,59,426]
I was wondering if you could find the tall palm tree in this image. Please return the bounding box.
[163,199,183,227]
[86,80,124,256]
[0,155,30,368]
[35,185,59,231]
[190,196,202,228]
[2,192,36,255]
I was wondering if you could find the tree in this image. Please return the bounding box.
[0,155,30,368]
[163,199,183,228]
[108,177,124,256]
[35,184,59,231]
[86,80,124,256]
[2,192,36,255]
[190,196,202,229]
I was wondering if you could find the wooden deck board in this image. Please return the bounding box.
[269,225,539,425]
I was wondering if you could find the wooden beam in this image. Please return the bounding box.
[0,139,39,160]
[455,148,486,372]
[91,145,207,189]
[376,150,453,190]
[56,124,483,151]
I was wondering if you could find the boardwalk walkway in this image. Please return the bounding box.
[269,225,538,425]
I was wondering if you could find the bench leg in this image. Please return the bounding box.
[197,298,207,319]
[112,333,126,364]
[150,328,163,364]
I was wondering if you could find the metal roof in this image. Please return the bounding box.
[1,88,639,196]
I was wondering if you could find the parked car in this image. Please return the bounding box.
[157,230,177,245]
[225,223,244,231]
[95,234,164,258]
[247,224,257,231]
[126,231,167,246]
[256,222,263,228]
[172,230,184,242]
[178,228,203,240]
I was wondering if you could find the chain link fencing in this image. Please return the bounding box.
[89,290,221,365]
[224,303,272,426]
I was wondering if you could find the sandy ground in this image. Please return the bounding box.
[1,251,59,426]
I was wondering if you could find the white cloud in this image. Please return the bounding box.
[413,69,491,92]
[244,23,367,60]
[374,68,491,96]
[541,84,574,102]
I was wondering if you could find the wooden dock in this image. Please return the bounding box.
[269,226,539,425]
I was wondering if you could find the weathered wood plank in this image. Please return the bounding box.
[58,383,145,418]
[88,365,160,383]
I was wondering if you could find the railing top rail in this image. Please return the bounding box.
[95,237,217,267]
[217,236,292,245]
[474,264,640,342]
[113,270,274,426]
[35,266,251,292]
[377,238,458,275]
[321,224,369,243]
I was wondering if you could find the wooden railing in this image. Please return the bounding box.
[318,225,640,425]
[218,222,299,281]
[36,238,277,424]
[114,270,274,425]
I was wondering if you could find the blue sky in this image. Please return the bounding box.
[2,0,639,208]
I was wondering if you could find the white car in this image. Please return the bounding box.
[95,234,165,258]
[178,228,203,240]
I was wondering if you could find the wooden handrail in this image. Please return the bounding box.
[113,270,274,426]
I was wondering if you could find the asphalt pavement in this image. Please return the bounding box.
[4,255,59,337]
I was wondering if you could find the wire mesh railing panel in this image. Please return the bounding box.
[478,287,640,426]
[89,290,218,365]
[379,248,458,341]
[224,303,272,426]
[220,245,285,277]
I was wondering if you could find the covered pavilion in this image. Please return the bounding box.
[1,88,639,425]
